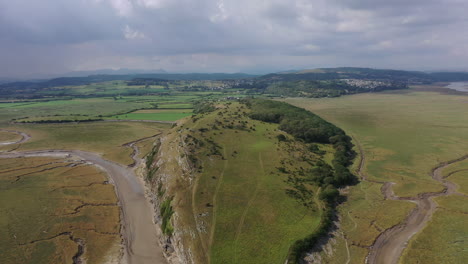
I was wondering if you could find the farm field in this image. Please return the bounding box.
[0,97,192,124]
[107,109,193,122]
[0,97,150,123]
[285,88,468,263]
[0,156,120,264]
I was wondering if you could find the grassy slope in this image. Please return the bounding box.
[285,89,468,263]
[156,103,329,263]
[0,157,120,264]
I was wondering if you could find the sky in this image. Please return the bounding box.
[1,0,467,78]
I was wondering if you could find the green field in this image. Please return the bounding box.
[285,88,468,263]
[0,157,120,264]
[158,103,193,109]
[107,109,193,121]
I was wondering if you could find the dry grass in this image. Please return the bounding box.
[0,131,22,142]
[2,121,170,165]
[0,157,120,264]
[285,89,468,263]
[442,160,468,195]
[401,195,468,264]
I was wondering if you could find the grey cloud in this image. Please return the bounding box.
[0,0,467,78]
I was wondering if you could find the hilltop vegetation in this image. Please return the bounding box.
[146,99,356,263]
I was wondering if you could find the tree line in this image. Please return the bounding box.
[246,99,356,263]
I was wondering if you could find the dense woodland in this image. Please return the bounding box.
[248,99,356,188]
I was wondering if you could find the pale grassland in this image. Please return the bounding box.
[401,195,468,264]
[0,131,22,142]
[285,89,468,263]
[0,157,120,264]
[442,160,468,195]
[1,121,171,165]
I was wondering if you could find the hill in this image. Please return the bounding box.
[249,67,468,97]
[2,67,467,100]
[0,73,256,99]
[144,99,355,263]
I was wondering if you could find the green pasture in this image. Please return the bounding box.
[107,109,192,122]
[174,103,325,263]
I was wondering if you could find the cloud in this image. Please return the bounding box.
[1,0,467,78]
[123,25,146,39]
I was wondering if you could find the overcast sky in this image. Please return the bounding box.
[1,0,467,78]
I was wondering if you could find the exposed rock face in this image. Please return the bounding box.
[142,122,204,264]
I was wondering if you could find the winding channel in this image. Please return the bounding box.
[353,137,468,264]
[0,130,167,264]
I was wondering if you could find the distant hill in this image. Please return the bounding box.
[0,73,257,98]
[59,68,167,77]
[2,67,468,99]
[260,67,468,84]
[243,67,468,97]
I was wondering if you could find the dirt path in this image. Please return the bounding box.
[207,148,228,255]
[352,137,468,264]
[234,152,264,262]
[0,147,167,264]
[0,129,31,145]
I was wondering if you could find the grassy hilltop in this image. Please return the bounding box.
[146,100,355,263]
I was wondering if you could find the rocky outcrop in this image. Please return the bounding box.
[141,123,204,264]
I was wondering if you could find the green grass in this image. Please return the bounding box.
[401,195,468,264]
[0,98,153,124]
[107,109,193,121]
[286,90,468,195]
[0,157,120,264]
[158,103,193,109]
[163,103,326,263]
[285,88,468,263]
[442,160,468,195]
